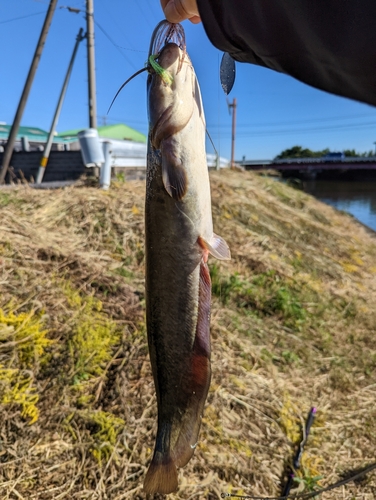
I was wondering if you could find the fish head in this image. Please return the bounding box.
[147,42,195,149]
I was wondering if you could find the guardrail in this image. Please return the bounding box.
[78,130,230,189]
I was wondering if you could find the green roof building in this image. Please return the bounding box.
[58,123,146,144]
[0,124,74,147]
[0,122,77,152]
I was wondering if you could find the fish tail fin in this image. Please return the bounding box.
[144,422,178,495]
[144,450,178,495]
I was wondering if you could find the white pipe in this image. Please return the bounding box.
[100,141,112,190]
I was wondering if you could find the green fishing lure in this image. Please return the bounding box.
[149,54,174,86]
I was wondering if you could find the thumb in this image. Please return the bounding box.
[163,0,201,24]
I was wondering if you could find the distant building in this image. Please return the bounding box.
[0,123,76,152]
[58,123,147,144]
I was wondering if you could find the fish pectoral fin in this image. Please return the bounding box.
[199,233,231,260]
[161,142,188,200]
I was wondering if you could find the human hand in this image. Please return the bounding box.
[160,0,201,24]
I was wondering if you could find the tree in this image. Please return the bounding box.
[274,146,374,160]
[274,146,329,160]
[343,149,374,157]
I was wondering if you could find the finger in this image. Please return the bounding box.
[163,0,200,23]
[188,15,201,24]
[163,0,188,23]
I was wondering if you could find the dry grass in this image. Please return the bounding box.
[0,170,375,499]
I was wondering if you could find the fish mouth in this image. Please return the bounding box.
[148,21,187,84]
[148,20,186,60]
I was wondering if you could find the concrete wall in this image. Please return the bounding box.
[0,151,86,183]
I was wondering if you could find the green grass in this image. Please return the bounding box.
[210,265,311,329]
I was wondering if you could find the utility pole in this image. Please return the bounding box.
[36,28,85,184]
[0,0,58,184]
[229,97,237,169]
[86,0,97,128]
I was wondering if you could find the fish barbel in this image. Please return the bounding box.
[144,21,231,495]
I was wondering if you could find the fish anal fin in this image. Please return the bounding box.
[161,141,188,200]
[194,261,211,357]
[172,262,212,468]
[199,233,231,261]
[172,359,211,468]
[144,450,178,495]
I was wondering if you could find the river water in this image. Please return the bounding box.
[303,180,376,232]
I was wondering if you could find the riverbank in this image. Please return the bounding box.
[0,170,375,499]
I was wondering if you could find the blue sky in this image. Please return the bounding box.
[2,0,376,160]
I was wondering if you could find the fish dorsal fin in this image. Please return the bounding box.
[200,233,231,260]
[161,141,188,200]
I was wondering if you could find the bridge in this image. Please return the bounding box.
[239,157,376,179]
[240,157,376,170]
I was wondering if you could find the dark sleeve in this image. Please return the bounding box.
[197,0,376,107]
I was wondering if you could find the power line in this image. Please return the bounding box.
[145,0,161,19]
[208,121,376,139]
[96,114,147,128]
[236,121,376,137]
[207,112,376,130]
[94,19,142,73]
[100,3,146,53]
[0,11,46,25]
[134,1,155,29]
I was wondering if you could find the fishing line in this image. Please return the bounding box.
[221,461,376,499]
[206,129,218,157]
[174,203,195,231]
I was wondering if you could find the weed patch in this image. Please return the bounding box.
[61,281,121,380]
[0,307,50,423]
